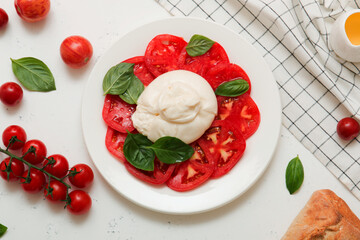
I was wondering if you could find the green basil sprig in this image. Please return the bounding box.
[285,155,304,194]
[0,223,7,237]
[102,62,134,95]
[103,62,144,104]
[215,79,249,97]
[123,132,155,171]
[119,75,144,104]
[123,133,194,171]
[11,57,56,92]
[186,34,215,57]
[147,136,194,164]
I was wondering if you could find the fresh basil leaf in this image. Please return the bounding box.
[102,62,134,95]
[148,136,194,164]
[0,224,7,237]
[119,75,144,104]
[215,79,249,97]
[286,156,304,194]
[186,34,215,57]
[11,57,56,92]
[123,132,155,171]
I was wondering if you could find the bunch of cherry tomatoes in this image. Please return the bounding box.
[1,125,94,215]
[0,0,95,215]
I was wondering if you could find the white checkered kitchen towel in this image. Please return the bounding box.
[156,0,360,199]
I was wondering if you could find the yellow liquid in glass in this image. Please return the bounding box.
[345,12,360,45]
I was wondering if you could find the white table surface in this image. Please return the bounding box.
[1,0,359,239]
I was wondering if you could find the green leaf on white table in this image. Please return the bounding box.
[186,34,215,57]
[11,57,56,92]
[286,155,304,194]
[0,224,7,237]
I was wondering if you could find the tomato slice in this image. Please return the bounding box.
[123,56,155,86]
[204,62,251,91]
[144,34,187,77]
[124,158,176,185]
[197,122,246,179]
[216,94,260,139]
[234,94,261,139]
[102,94,136,133]
[166,143,214,192]
[105,127,127,163]
[178,42,229,77]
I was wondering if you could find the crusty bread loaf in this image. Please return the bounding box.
[281,189,360,240]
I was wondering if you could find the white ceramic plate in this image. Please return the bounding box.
[82,17,281,215]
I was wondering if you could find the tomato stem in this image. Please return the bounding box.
[0,137,74,206]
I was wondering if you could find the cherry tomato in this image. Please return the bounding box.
[2,125,27,150]
[66,190,92,215]
[0,157,25,181]
[60,36,93,69]
[21,169,46,193]
[43,154,69,178]
[0,82,23,106]
[22,139,47,165]
[68,164,94,188]
[337,117,360,141]
[14,0,50,22]
[44,180,67,202]
[0,8,9,28]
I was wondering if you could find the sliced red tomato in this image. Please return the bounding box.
[197,122,246,179]
[205,62,251,91]
[123,56,155,86]
[124,158,176,185]
[215,94,260,139]
[234,94,260,139]
[178,42,229,77]
[105,127,127,163]
[144,34,187,77]
[166,143,214,192]
[102,94,136,133]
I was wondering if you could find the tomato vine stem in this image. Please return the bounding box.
[0,137,79,206]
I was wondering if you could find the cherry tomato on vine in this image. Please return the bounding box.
[44,180,67,202]
[14,0,50,22]
[2,125,27,150]
[337,117,360,141]
[21,169,46,193]
[68,164,94,188]
[0,157,25,181]
[22,139,47,165]
[0,8,9,28]
[42,154,69,178]
[0,82,23,107]
[66,190,92,215]
[60,36,93,69]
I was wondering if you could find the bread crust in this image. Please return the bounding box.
[281,189,360,240]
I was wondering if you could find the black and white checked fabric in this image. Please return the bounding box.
[156,0,360,199]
